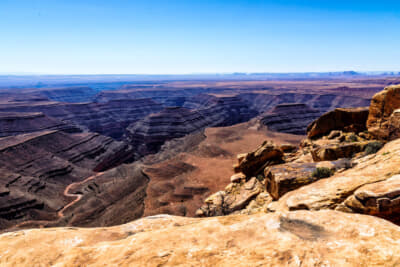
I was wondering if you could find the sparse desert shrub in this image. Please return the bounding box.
[312,167,333,179]
[364,141,384,155]
[348,134,358,142]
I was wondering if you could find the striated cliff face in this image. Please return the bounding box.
[0,130,138,230]
[0,112,80,137]
[0,98,163,139]
[125,107,211,156]
[260,103,322,135]
[238,92,372,114]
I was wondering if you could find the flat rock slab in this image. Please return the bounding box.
[2,210,400,266]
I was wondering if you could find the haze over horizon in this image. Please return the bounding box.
[1,0,400,74]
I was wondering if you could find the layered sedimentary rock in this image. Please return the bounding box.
[233,141,284,177]
[2,210,400,266]
[307,107,369,139]
[0,130,137,230]
[275,138,400,217]
[260,103,321,135]
[239,92,372,114]
[0,112,80,137]
[367,84,400,139]
[341,175,400,224]
[125,107,211,156]
[0,98,163,139]
[195,95,258,126]
[389,109,400,140]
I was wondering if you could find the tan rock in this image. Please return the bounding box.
[265,162,318,200]
[230,172,246,183]
[275,138,400,212]
[233,141,284,177]
[2,211,400,266]
[307,107,369,139]
[367,84,400,139]
[341,174,400,224]
[311,141,372,161]
[389,109,400,140]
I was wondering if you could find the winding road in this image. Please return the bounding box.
[15,172,104,229]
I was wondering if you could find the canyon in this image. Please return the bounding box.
[1,77,400,265]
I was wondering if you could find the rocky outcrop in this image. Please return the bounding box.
[389,109,400,140]
[0,130,137,229]
[260,103,321,135]
[233,141,284,177]
[197,177,264,216]
[275,138,400,215]
[0,112,80,137]
[2,210,400,266]
[367,84,400,139]
[307,107,369,139]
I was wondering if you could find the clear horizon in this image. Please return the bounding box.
[1,0,400,74]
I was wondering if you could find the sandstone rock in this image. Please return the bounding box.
[340,174,400,224]
[265,162,318,200]
[2,211,400,266]
[327,130,341,139]
[233,141,284,177]
[311,141,372,161]
[367,84,400,139]
[230,172,246,183]
[275,138,400,213]
[197,177,262,216]
[388,109,400,140]
[279,143,297,152]
[307,107,369,139]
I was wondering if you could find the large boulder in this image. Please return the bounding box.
[2,211,400,266]
[310,141,373,161]
[340,174,400,224]
[307,107,369,139]
[233,141,284,177]
[265,162,318,200]
[275,138,400,214]
[196,177,263,217]
[388,109,400,140]
[367,84,400,139]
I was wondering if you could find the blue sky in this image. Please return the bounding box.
[0,0,399,74]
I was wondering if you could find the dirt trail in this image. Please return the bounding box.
[14,172,104,229]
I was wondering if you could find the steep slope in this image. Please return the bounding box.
[0,98,163,139]
[0,130,137,230]
[0,112,80,137]
[260,103,322,135]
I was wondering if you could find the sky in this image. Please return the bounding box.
[0,0,400,74]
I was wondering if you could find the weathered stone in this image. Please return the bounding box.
[230,172,246,183]
[341,174,400,224]
[2,211,400,266]
[327,130,341,139]
[388,109,400,140]
[233,141,284,177]
[311,141,372,161]
[279,143,297,152]
[367,84,400,139]
[265,162,318,200]
[307,107,369,139]
[275,138,400,212]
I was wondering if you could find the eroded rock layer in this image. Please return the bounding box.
[260,103,321,135]
[0,112,80,137]
[0,130,138,229]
